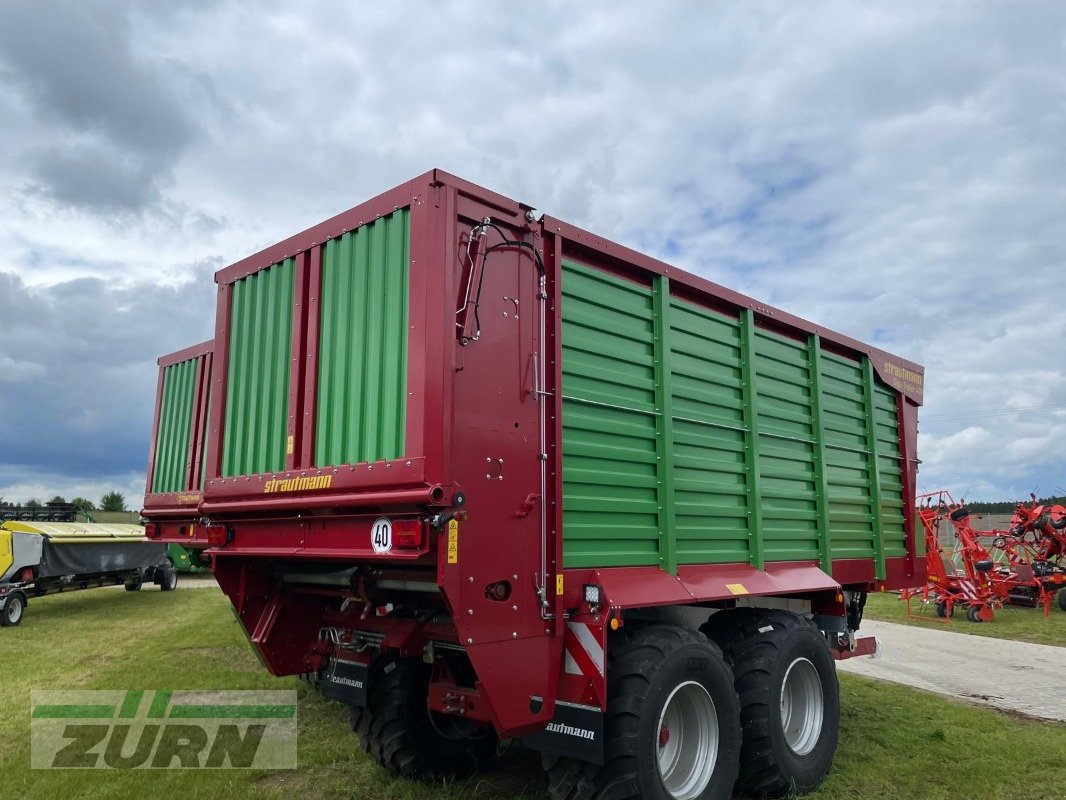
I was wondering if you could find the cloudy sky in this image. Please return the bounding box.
[1,1,1064,505]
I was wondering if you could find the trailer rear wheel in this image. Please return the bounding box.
[702,610,839,797]
[1,591,26,626]
[351,655,496,779]
[544,624,740,800]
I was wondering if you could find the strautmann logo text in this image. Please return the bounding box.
[31,690,296,769]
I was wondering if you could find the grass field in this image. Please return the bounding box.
[863,591,1066,647]
[2,586,1065,800]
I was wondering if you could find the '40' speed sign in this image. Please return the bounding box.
[371,518,392,553]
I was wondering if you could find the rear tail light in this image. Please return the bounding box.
[144,522,159,538]
[206,525,231,546]
[392,519,424,550]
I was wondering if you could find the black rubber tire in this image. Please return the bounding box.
[1059,591,1066,612]
[702,609,840,798]
[158,567,178,592]
[350,655,497,779]
[1050,515,1066,531]
[544,624,740,800]
[124,580,143,592]
[1,591,26,626]
[934,600,952,618]
[949,507,971,521]
[966,604,984,623]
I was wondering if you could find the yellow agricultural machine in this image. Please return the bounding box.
[0,520,177,627]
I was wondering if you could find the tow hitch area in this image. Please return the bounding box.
[523,701,605,765]
[320,657,370,706]
[832,635,882,660]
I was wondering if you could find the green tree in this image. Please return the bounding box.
[48,495,67,505]
[99,491,127,512]
[25,498,43,509]
[70,497,96,514]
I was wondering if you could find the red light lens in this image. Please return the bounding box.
[144,522,159,538]
[392,519,423,550]
[206,525,229,546]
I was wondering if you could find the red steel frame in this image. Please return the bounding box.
[151,170,924,739]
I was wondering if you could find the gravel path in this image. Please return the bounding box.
[837,618,1066,722]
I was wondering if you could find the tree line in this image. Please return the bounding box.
[0,491,128,513]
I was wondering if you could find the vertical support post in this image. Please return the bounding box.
[285,251,310,472]
[739,309,765,571]
[651,275,677,575]
[807,335,833,574]
[863,358,887,581]
[206,283,232,484]
[145,363,166,495]
[299,245,323,470]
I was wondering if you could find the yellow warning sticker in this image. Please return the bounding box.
[446,519,459,564]
[286,435,294,455]
[725,583,748,596]
[556,574,564,595]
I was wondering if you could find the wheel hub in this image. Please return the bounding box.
[780,657,824,755]
[655,681,719,800]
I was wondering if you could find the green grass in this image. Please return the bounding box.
[863,591,1066,647]
[1,586,1063,800]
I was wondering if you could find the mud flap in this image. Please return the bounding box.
[320,657,369,707]
[523,701,604,765]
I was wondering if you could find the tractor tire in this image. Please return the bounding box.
[702,610,840,798]
[544,624,740,800]
[350,655,496,779]
[1058,591,1066,612]
[965,605,984,623]
[1,591,26,626]
[934,600,953,619]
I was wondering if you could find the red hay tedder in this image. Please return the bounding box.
[906,490,1066,621]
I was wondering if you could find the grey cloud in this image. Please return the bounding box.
[0,268,216,484]
[0,0,204,211]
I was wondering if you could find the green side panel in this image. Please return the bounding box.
[151,358,198,493]
[221,259,295,477]
[669,300,751,565]
[314,208,409,467]
[560,261,907,574]
[820,352,879,563]
[561,261,660,569]
[749,327,820,563]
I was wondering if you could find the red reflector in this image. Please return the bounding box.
[21,568,33,583]
[392,519,423,550]
[206,525,229,546]
[144,522,159,538]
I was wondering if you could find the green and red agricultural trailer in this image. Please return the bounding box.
[143,169,924,800]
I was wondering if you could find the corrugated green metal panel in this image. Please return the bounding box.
[559,261,907,574]
[152,358,198,493]
[221,259,294,477]
[668,299,751,565]
[820,352,877,561]
[314,209,409,467]
[561,261,660,569]
[873,384,907,558]
[753,329,820,563]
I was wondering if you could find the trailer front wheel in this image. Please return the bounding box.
[704,610,839,797]
[544,625,740,800]
[1,591,26,626]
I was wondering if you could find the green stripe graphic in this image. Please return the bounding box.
[168,704,296,719]
[32,705,115,719]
